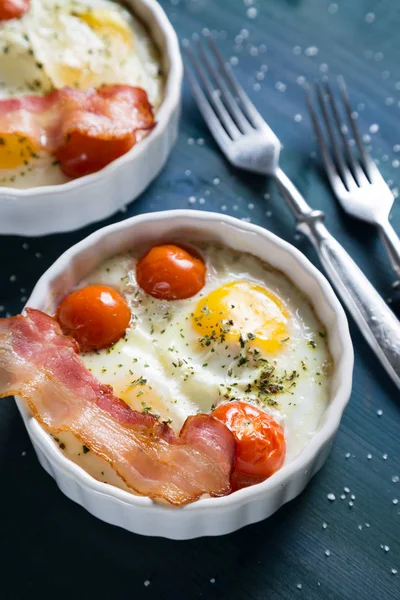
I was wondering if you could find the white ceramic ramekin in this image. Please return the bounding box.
[18,211,353,539]
[0,0,182,236]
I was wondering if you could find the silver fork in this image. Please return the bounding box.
[184,33,400,390]
[307,77,400,288]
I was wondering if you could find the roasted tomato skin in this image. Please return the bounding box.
[136,244,206,300]
[212,401,286,490]
[0,0,30,21]
[56,285,131,351]
[55,131,137,178]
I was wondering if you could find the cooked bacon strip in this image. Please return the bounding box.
[0,85,155,177]
[0,309,234,505]
[0,0,30,20]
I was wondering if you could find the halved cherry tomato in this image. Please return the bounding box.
[0,0,30,21]
[55,131,136,178]
[56,285,131,351]
[136,244,206,300]
[212,401,286,490]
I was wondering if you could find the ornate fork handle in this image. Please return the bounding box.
[275,169,400,390]
[378,219,400,287]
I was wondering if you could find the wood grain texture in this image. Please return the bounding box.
[0,1,399,598]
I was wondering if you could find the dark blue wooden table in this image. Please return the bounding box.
[0,1,399,598]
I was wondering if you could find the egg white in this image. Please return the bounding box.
[70,243,332,486]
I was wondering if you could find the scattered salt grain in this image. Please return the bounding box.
[265,210,272,217]
[377,409,383,416]
[210,578,216,584]
[199,198,205,205]
[221,205,227,211]
[188,196,196,204]
[384,545,390,552]
[392,160,400,168]
[187,138,194,145]
[345,452,351,459]
[328,3,338,14]
[349,501,354,508]
[296,583,302,590]
[322,522,328,529]
[21,451,26,457]
[365,12,376,23]
[22,242,29,250]
[341,494,346,500]
[385,97,394,106]
[247,7,258,19]
[144,580,150,587]
[393,498,399,505]
[351,494,356,501]
[305,46,319,57]
[275,81,287,92]
[392,475,399,483]
[213,177,220,185]
[9,275,16,282]
[365,523,370,528]
[294,114,303,122]
[325,550,331,557]
[327,493,336,502]
[383,454,388,460]
[358,524,363,530]
[297,76,306,86]
[369,124,379,134]
[344,487,350,493]
[392,569,398,575]
[367,453,372,460]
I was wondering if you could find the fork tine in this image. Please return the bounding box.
[206,36,266,129]
[184,44,241,140]
[322,80,369,187]
[184,59,231,153]
[315,82,356,192]
[306,85,346,193]
[196,37,253,134]
[337,76,373,181]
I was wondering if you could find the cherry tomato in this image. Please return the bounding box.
[212,401,286,490]
[56,285,131,351]
[136,244,206,300]
[0,0,30,21]
[55,131,136,179]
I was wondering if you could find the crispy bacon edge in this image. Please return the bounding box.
[0,309,235,506]
[0,85,156,178]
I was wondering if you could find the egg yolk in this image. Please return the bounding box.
[192,281,289,355]
[78,9,134,48]
[120,380,170,423]
[0,134,39,169]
